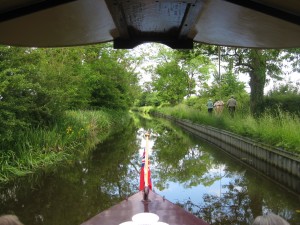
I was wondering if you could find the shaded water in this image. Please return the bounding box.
[0,115,299,225]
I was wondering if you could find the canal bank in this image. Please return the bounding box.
[155,113,300,195]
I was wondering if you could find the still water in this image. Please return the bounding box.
[1,115,299,225]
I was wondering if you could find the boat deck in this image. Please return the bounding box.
[81,190,209,225]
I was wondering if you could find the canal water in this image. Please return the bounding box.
[0,115,299,225]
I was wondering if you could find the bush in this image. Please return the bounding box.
[264,94,300,116]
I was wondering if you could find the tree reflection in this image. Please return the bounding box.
[136,116,221,190]
[154,140,219,189]
[177,168,298,225]
[137,114,300,225]
[0,119,141,225]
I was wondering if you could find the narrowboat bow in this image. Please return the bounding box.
[80,190,209,225]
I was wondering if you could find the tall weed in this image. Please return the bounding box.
[155,106,300,153]
[0,109,131,183]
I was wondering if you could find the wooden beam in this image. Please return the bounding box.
[104,0,130,39]
[178,0,205,38]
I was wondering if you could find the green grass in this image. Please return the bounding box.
[131,106,154,114]
[0,109,131,183]
[154,104,300,154]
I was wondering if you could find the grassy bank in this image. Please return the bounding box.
[0,109,131,183]
[152,104,300,154]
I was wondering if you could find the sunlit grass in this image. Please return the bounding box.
[0,109,131,183]
[255,111,300,151]
[131,106,154,114]
[155,104,300,153]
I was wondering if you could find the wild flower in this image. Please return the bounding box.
[66,126,73,134]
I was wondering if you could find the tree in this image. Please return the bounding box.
[152,60,191,105]
[175,49,214,97]
[192,44,295,116]
[0,44,141,145]
[221,48,282,116]
[265,81,300,116]
[200,58,247,101]
[0,46,49,142]
[283,48,300,73]
[137,82,160,107]
[82,44,140,110]
[37,47,90,111]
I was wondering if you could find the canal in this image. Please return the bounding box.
[0,114,299,225]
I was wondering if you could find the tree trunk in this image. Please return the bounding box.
[249,50,266,116]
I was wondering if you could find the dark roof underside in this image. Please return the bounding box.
[0,0,299,49]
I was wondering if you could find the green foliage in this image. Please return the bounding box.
[0,47,62,142]
[253,110,300,150]
[183,96,202,109]
[136,91,161,107]
[0,110,131,183]
[153,60,191,105]
[175,49,213,96]
[199,62,248,105]
[131,106,154,114]
[265,83,300,116]
[0,44,140,144]
[137,45,215,107]
[83,45,140,110]
[184,97,209,111]
[193,45,290,116]
[265,95,300,116]
[37,48,90,111]
[281,48,300,73]
[268,81,299,95]
[218,63,246,98]
[153,105,300,153]
[183,94,250,116]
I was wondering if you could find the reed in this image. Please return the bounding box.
[0,109,131,183]
[255,111,300,151]
[155,105,300,153]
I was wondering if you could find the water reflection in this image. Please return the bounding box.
[0,114,299,225]
[145,116,300,225]
[0,119,140,225]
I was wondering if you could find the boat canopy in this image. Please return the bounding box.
[0,0,299,49]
